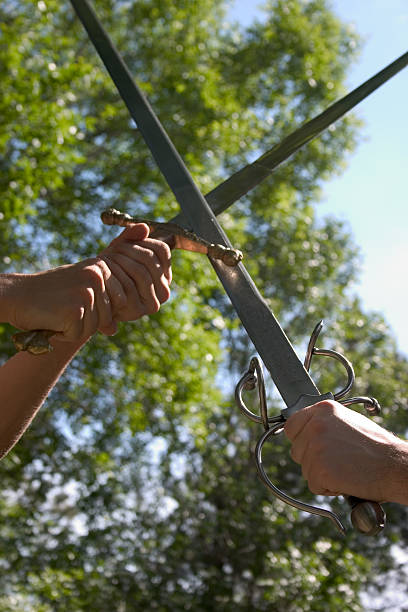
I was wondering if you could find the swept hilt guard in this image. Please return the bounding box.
[255,423,347,535]
[235,322,386,536]
[305,321,381,415]
[236,357,346,535]
[235,357,284,430]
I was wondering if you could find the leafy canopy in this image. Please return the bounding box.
[0,0,407,610]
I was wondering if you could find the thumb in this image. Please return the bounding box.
[109,223,150,246]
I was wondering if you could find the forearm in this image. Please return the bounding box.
[0,273,21,323]
[0,337,87,458]
[383,438,408,505]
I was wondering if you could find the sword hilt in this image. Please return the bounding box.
[303,321,386,535]
[236,319,387,536]
[346,496,385,536]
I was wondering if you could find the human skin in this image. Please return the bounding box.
[284,400,408,505]
[0,338,86,458]
[0,223,172,458]
[0,223,172,341]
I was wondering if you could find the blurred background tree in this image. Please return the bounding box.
[0,0,407,609]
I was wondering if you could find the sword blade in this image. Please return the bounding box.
[70,0,319,407]
[206,50,408,216]
[167,50,408,228]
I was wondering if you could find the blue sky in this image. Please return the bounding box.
[232,0,408,355]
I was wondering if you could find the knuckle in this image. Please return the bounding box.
[314,400,336,415]
[156,240,171,259]
[142,294,160,314]
[144,249,157,265]
[134,244,153,259]
[94,257,111,280]
[118,304,145,321]
[78,286,95,308]
[82,263,105,290]
[69,305,85,325]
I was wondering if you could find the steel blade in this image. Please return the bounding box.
[172,50,408,225]
[70,0,319,407]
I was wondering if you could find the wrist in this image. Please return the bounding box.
[49,334,91,354]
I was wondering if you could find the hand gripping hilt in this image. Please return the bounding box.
[235,321,385,536]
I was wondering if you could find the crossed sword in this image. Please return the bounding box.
[14,0,408,535]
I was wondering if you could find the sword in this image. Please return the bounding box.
[64,0,405,534]
[68,0,319,411]
[177,50,408,222]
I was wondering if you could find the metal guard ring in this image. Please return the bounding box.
[255,424,346,535]
[305,321,381,416]
[311,347,355,401]
[305,320,354,401]
[234,357,283,429]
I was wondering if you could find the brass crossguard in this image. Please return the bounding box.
[101,208,243,266]
[11,209,243,355]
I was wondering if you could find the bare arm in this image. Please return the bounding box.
[284,400,408,506]
[0,338,85,458]
[0,222,172,457]
[0,223,172,342]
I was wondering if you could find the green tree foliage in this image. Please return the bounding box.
[0,0,407,609]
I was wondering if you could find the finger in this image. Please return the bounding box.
[110,245,170,306]
[296,437,314,477]
[107,223,150,249]
[296,435,339,496]
[307,479,331,496]
[61,299,97,343]
[290,432,310,466]
[104,225,172,293]
[88,260,120,335]
[81,292,100,339]
[59,304,87,343]
[140,237,172,284]
[111,252,161,313]
[284,400,332,443]
[306,466,336,496]
[284,407,314,443]
[289,410,328,465]
[99,321,118,336]
[101,266,127,315]
[101,255,147,320]
[94,284,115,335]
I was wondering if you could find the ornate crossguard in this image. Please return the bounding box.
[101,208,243,266]
[12,210,243,355]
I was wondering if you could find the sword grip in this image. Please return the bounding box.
[345,495,385,536]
